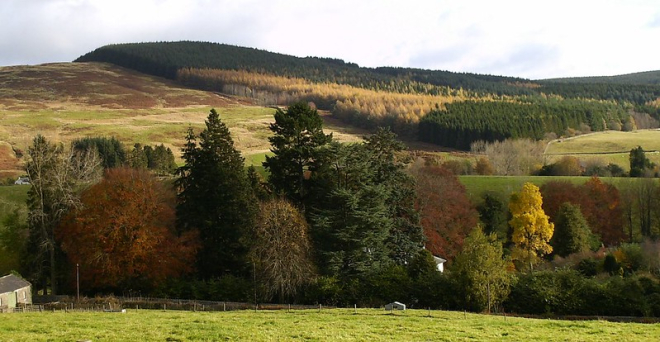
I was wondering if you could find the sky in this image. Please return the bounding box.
[1,0,659,80]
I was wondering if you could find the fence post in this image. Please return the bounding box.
[354,304,357,314]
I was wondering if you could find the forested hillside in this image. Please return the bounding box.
[544,70,660,85]
[76,41,660,149]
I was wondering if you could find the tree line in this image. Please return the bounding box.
[419,99,629,150]
[7,102,660,315]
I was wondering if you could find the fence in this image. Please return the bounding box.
[23,296,324,313]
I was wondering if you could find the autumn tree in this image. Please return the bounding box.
[410,160,478,261]
[475,157,495,175]
[509,182,554,271]
[452,227,511,313]
[541,178,623,246]
[581,177,624,245]
[472,139,544,176]
[176,109,257,278]
[58,168,198,291]
[264,101,332,206]
[540,181,584,221]
[550,203,594,257]
[248,198,315,302]
[23,135,101,295]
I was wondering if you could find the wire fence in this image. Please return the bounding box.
[9,295,326,314]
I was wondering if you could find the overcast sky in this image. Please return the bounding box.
[1,0,659,79]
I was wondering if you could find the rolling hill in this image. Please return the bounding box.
[74,42,660,150]
[0,62,366,178]
[543,70,660,85]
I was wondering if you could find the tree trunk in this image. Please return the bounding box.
[487,281,491,314]
[49,243,57,295]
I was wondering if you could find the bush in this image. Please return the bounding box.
[577,258,600,277]
[505,270,590,315]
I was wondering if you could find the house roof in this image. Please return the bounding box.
[0,274,31,293]
[433,256,446,264]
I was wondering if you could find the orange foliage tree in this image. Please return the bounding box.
[411,161,478,262]
[57,168,199,291]
[541,177,624,247]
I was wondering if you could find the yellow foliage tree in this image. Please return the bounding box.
[509,182,554,271]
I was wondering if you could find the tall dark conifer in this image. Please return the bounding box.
[264,101,331,206]
[365,128,424,264]
[176,109,257,278]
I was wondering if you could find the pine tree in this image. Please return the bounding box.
[264,101,331,206]
[311,143,392,279]
[176,109,257,278]
[551,203,593,257]
[364,127,423,265]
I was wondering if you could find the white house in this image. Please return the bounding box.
[385,301,406,311]
[0,274,32,312]
[14,177,30,185]
[433,255,446,273]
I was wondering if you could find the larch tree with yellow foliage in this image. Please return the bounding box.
[509,182,554,271]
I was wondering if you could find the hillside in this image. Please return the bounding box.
[74,42,660,150]
[75,41,531,96]
[544,70,660,85]
[0,62,365,178]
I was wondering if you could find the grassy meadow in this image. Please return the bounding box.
[1,308,658,341]
[544,130,660,170]
[0,63,367,178]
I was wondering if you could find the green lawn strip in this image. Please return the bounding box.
[0,309,657,341]
[546,130,660,154]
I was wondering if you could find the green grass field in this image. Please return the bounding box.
[1,309,658,341]
[544,130,660,170]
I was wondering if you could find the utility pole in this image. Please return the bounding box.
[253,261,257,311]
[76,263,80,302]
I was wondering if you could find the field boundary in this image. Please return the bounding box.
[25,295,326,313]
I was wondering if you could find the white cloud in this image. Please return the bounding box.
[0,0,658,79]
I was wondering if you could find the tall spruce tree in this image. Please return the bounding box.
[311,143,392,279]
[364,127,424,264]
[264,101,331,206]
[176,109,257,278]
[550,203,594,257]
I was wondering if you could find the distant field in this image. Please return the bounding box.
[544,130,660,170]
[1,309,658,341]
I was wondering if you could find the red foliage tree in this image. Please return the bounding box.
[580,177,624,246]
[412,162,478,262]
[57,168,199,291]
[541,177,624,247]
[540,181,584,221]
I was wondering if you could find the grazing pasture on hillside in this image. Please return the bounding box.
[544,130,660,169]
[1,309,658,341]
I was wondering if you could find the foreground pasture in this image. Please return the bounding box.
[1,309,658,341]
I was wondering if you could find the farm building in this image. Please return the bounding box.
[14,177,30,185]
[433,255,446,273]
[0,274,32,312]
